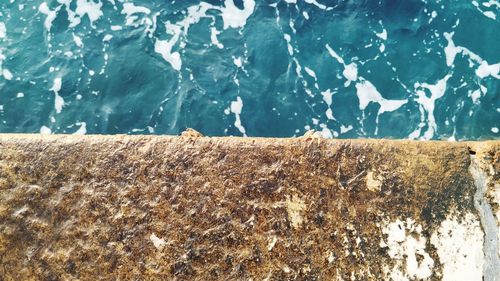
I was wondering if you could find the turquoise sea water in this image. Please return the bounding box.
[0,0,498,139]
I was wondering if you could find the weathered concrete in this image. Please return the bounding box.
[0,134,498,280]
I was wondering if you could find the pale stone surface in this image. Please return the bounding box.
[0,135,498,280]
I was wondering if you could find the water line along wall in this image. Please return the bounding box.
[0,135,498,280]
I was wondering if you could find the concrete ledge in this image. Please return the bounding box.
[0,135,498,280]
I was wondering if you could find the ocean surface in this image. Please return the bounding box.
[0,0,498,139]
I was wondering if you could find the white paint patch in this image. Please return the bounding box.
[431,213,484,281]
[230,96,246,136]
[285,195,306,228]
[149,233,166,250]
[381,219,434,280]
[366,170,382,192]
[470,155,500,279]
[267,236,278,251]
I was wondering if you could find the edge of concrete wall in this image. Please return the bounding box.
[0,134,499,280]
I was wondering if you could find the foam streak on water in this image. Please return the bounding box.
[0,0,498,138]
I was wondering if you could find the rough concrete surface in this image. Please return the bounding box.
[0,134,498,280]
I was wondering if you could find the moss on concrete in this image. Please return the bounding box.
[0,135,498,280]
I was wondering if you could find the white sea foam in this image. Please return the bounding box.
[50,77,64,114]
[472,0,498,20]
[321,89,333,106]
[321,89,335,120]
[304,0,327,10]
[355,79,407,114]
[444,32,499,79]
[230,96,246,136]
[375,29,387,40]
[233,57,243,68]
[340,125,353,134]
[103,34,113,42]
[304,67,316,79]
[379,43,385,53]
[122,3,151,16]
[72,33,84,48]
[0,22,6,39]
[40,126,52,135]
[476,61,500,79]
[154,1,255,71]
[325,44,358,86]
[154,39,181,71]
[74,0,103,27]
[39,2,59,31]
[40,0,104,30]
[73,122,87,135]
[220,0,255,29]
[470,89,482,104]
[121,2,151,27]
[283,33,294,55]
[326,43,406,126]
[210,27,224,49]
[325,44,345,64]
[2,69,13,80]
[343,63,358,86]
[411,74,452,140]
